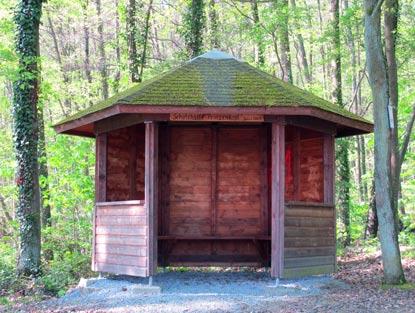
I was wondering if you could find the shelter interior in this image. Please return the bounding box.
[95,121,336,278]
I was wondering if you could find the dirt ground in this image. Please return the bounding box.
[4,247,415,313]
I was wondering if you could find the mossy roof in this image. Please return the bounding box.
[55,50,370,126]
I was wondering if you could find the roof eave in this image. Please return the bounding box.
[52,104,373,138]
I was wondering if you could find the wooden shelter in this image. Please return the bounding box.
[53,50,373,279]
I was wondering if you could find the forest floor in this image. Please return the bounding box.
[3,246,415,313]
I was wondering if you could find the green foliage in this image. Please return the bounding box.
[380,282,415,290]
[0,237,17,290]
[180,0,206,57]
[37,250,91,295]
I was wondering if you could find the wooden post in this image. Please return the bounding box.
[210,125,218,236]
[93,133,107,271]
[145,122,159,276]
[271,123,285,278]
[293,128,301,201]
[159,124,170,267]
[259,125,269,236]
[96,133,108,202]
[323,134,335,204]
[129,126,138,199]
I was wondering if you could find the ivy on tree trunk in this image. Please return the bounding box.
[182,0,206,58]
[13,0,43,277]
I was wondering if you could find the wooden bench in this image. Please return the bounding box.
[158,235,271,241]
[158,235,271,266]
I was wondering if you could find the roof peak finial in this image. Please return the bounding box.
[188,49,245,62]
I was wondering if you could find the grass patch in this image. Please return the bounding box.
[380,283,415,290]
[0,297,12,306]
[401,247,415,259]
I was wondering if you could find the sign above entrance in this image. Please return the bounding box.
[169,113,264,122]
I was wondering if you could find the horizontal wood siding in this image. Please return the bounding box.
[284,202,336,278]
[93,201,149,277]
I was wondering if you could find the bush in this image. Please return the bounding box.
[0,237,17,291]
[38,250,92,295]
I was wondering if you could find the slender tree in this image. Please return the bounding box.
[385,0,415,230]
[12,0,43,276]
[364,0,405,285]
[208,0,219,49]
[251,1,265,67]
[182,0,206,58]
[289,0,310,84]
[329,0,351,246]
[276,0,292,83]
[95,0,109,99]
[138,0,154,82]
[127,0,142,82]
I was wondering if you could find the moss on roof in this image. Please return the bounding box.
[55,53,370,126]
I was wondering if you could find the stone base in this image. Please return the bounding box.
[131,285,161,295]
[78,277,104,288]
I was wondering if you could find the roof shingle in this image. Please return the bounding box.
[54,50,370,126]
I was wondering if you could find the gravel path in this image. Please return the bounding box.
[37,271,350,312]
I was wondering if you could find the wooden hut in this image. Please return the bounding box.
[53,50,373,279]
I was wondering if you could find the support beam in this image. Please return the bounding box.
[210,126,218,236]
[271,123,285,278]
[323,134,335,204]
[129,126,138,199]
[259,125,269,236]
[93,133,107,271]
[96,133,107,202]
[145,122,159,276]
[293,128,301,201]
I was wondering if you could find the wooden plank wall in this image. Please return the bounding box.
[216,127,261,236]
[299,135,324,202]
[93,201,149,277]
[284,127,324,203]
[284,202,336,277]
[164,125,265,266]
[106,124,145,201]
[168,126,212,236]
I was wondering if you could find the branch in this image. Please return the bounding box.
[227,0,256,23]
[399,102,415,168]
[0,194,12,223]
[372,0,385,17]
[347,64,367,112]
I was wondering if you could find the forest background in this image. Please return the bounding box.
[1,0,415,297]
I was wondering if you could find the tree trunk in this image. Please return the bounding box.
[13,0,43,277]
[127,0,141,82]
[329,0,351,246]
[95,0,109,99]
[114,0,121,92]
[275,0,292,83]
[365,181,379,238]
[316,0,328,96]
[138,0,154,83]
[364,0,405,285]
[182,0,206,58]
[38,105,52,261]
[82,1,92,85]
[289,0,311,84]
[46,11,72,113]
[251,1,265,67]
[208,0,219,49]
[384,0,400,231]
